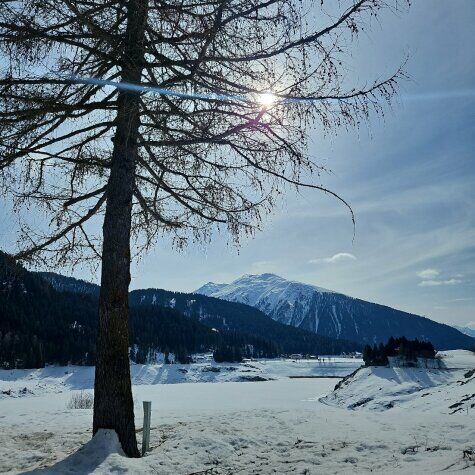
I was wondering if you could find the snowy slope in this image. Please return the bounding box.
[321,350,475,413]
[193,281,228,296]
[195,274,475,350]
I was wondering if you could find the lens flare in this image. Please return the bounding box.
[68,76,475,109]
[257,92,277,107]
[69,75,249,103]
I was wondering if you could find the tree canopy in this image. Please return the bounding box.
[1,0,407,266]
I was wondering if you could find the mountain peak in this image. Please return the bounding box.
[195,273,334,328]
[193,281,227,296]
[216,273,333,295]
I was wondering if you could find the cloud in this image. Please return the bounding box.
[309,253,357,264]
[417,268,440,279]
[417,269,463,287]
[418,278,462,287]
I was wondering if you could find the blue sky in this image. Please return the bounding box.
[1,1,474,328]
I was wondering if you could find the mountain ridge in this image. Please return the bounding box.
[37,270,473,351]
[195,273,474,350]
[37,270,361,355]
[1,256,285,368]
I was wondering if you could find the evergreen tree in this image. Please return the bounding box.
[362,336,437,366]
[363,345,373,366]
[175,346,192,364]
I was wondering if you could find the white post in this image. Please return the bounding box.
[142,401,152,456]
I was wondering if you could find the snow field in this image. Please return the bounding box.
[0,352,473,474]
[0,356,361,398]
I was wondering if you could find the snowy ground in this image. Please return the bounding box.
[0,352,474,474]
[0,356,360,398]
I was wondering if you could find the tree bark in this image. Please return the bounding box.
[93,0,147,458]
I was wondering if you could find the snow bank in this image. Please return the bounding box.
[322,350,475,412]
[436,349,475,369]
[26,430,131,474]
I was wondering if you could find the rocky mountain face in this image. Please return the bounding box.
[195,273,475,350]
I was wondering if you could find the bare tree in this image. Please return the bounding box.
[0,0,407,456]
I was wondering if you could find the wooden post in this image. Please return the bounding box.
[142,401,151,456]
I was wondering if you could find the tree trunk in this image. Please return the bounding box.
[93,0,147,458]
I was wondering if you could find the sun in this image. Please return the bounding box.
[257,92,277,108]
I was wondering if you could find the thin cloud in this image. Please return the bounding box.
[418,268,440,279]
[309,253,357,264]
[418,278,462,287]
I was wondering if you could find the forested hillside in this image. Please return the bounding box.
[39,271,361,355]
[129,288,360,355]
[0,253,280,368]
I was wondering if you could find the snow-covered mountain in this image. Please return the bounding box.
[196,273,333,328]
[194,282,228,296]
[195,273,475,350]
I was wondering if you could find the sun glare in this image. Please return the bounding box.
[257,92,277,108]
